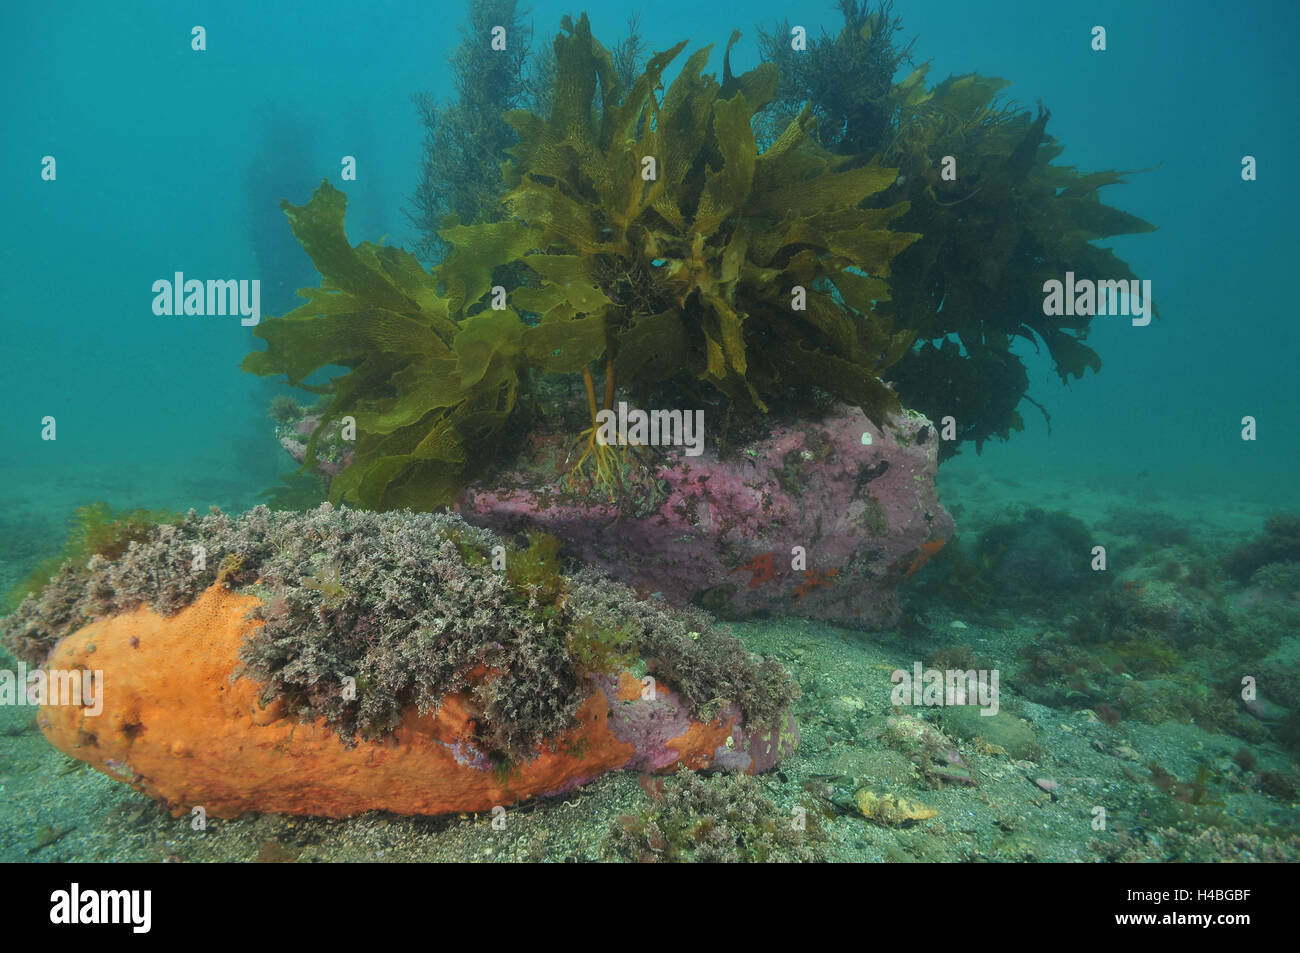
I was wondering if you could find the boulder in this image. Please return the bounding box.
[461,404,955,629]
[5,505,799,819]
[38,584,796,819]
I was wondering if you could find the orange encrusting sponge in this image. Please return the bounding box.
[37,584,737,818]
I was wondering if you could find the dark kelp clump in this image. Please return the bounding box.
[1225,514,1300,583]
[0,505,797,762]
[759,0,1157,457]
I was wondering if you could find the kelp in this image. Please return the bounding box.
[757,0,913,155]
[878,69,1157,454]
[247,15,923,512]
[250,12,1060,509]
[242,182,598,510]
[409,0,535,263]
[444,13,919,425]
[758,3,1158,457]
[887,338,1032,451]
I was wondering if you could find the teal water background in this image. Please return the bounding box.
[2,0,1297,514]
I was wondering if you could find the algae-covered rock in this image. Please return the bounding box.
[606,770,817,862]
[940,706,1041,761]
[1225,514,1300,583]
[461,404,953,631]
[977,508,1103,602]
[2,504,800,818]
[853,789,937,825]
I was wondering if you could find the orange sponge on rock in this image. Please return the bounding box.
[38,584,771,818]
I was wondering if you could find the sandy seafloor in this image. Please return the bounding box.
[1,455,1297,863]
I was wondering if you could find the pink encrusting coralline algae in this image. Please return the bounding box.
[459,404,955,630]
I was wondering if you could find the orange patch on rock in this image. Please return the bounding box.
[664,718,736,772]
[729,552,778,588]
[903,538,946,579]
[615,670,645,702]
[37,585,730,819]
[792,567,840,599]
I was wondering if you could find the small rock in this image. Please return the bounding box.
[940,707,1041,761]
[1244,696,1288,722]
[854,789,937,825]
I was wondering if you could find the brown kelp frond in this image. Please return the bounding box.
[443,13,919,427]
[242,182,604,510]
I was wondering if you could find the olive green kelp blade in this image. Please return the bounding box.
[443,14,920,427]
[244,182,563,510]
